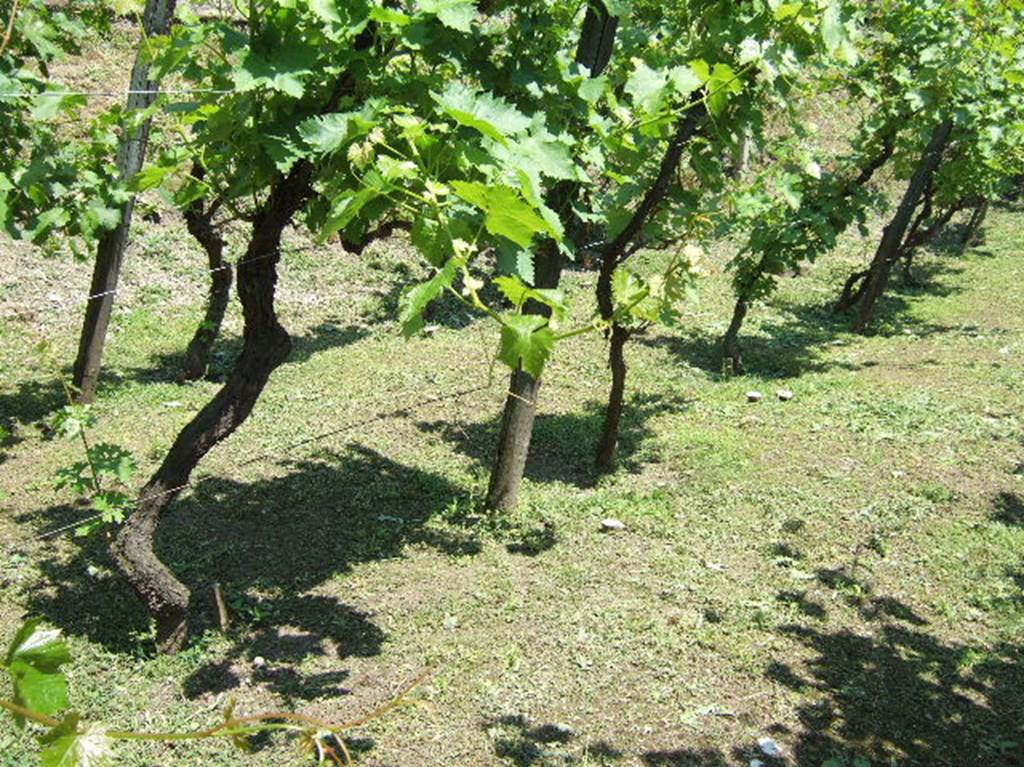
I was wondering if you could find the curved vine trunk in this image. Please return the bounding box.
[592,103,706,475]
[72,0,178,403]
[852,120,953,334]
[181,191,231,382]
[721,297,749,374]
[485,2,618,511]
[961,199,989,249]
[834,268,871,313]
[112,166,312,653]
[595,324,629,473]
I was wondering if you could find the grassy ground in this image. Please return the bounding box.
[2,190,1022,766]
[1,27,1023,767]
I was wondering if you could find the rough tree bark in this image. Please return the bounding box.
[851,120,953,334]
[594,102,707,474]
[181,167,231,382]
[486,1,618,511]
[110,47,372,650]
[112,165,313,653]
[72,0,178,402]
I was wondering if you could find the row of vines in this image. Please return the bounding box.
[2,0,1023,763]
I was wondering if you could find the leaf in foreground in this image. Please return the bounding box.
[40,714,114,767]
[4,618,71,725]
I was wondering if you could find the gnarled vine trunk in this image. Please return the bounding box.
[961,198,989,250]
[593,102,706,474]
[851,120,953,334]
[834,268,871,313]
[181,180,231,382]
[112,165,312,653]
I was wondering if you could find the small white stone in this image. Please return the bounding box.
[601,518,627,532]
[252,656,266,668]
[776,389,794,401]
[758,737,783,758]
[423,324,441,335]
[747,390,763,403]
[750,760,766,767]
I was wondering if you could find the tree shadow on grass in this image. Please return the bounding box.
[481,716,784,766]
[482,495,1024,767]
[647,259,972,380]
[766,622,1024,767]
[761,524,1024,767]
[415,392,693,490]
[483,714,624,766]
[993,492,1024,527]
[0,378,65,428]
[107,320,371,388]
[20,444,480,703]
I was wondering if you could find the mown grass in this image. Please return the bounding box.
[1,32,1023,764]
[1,197,1021,766]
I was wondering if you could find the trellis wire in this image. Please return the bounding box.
[0,88,235,98]
[29,376,496,543]
[19,304,504,545]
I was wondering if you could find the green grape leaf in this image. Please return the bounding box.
[420,0,476,31]
[451,182,558,247]
[5,619,71,726]
[410,216,452,267]
[706,62,744,116]
[321,170,392,240]
[232,44,318,98]
[298,111,374,155]
[130,163,179,193]
[92,491,131,525]
[497,242,535,284]
[493,275,568,322]
[86,444,136,485]
[669,63,704,96]
[46,406,95,441]
[431,83,531,143]
[497,314,554,378]
[773,2,805,21]
[492,130,579,182]
[40,714,114,767]
[625,59,670,115]
[370,7,411,25]
[375,155,418,182]
[612,267,650,310]
[308,0,342,24]
[398,257,466,337]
